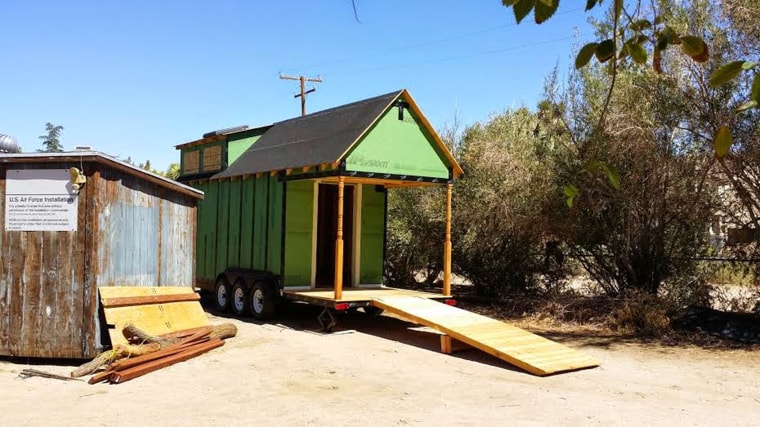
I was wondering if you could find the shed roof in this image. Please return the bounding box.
[0,151,204,199]
[212,89,463,180]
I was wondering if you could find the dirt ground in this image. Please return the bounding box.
[1,303,759,426]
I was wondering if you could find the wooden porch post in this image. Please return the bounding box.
[443,182,452,297]
[334,176,345,300]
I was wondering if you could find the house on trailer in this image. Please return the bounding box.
[176,89,463,319]
[0,151,203,358]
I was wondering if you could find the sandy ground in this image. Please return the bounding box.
[1,303,759,426]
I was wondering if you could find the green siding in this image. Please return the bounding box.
[215,182,230,274]
[345,107,450,179]
[253,176,268,270]
[227,179,242,267]
[360,185,385,284]
[284,181,314,287]
[238,178,255,269]
[267,177,283,272]
[192,174,285,286]
[228,136,258,165]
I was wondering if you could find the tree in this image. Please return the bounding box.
[38,123,64,153]
[165,163,180,180]
[500,0,759,162]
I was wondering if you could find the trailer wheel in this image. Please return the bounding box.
[363,305,384,316]
[215,277,232,312]
[250,282,277,320]
[231,280,250,317]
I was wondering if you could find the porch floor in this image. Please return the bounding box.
[283,286,448,305]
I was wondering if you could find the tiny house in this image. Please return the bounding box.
[177,90,463,319]
[0,151,202,358]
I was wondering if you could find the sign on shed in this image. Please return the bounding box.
[4,169,78,232]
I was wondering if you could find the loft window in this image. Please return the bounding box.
[202,145,222,172]
[183,150,200,175]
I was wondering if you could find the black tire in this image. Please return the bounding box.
[214,276,232,312]
[363,305,384,316]
[231,280,250,317]
[250,281,277,320]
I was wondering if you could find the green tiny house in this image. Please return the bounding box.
[177,89,462,318]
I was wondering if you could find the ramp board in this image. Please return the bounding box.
[99,287,209,347]
[371,296,599,376]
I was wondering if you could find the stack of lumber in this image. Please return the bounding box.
[74,323,237,384]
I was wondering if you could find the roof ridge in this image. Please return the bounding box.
[274,90,403,125]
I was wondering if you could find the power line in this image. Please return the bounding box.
[284,6,586,72]
[328,35,580,77]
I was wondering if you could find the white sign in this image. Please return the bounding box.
[4,169,78,232]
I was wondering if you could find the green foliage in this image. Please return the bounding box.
[166,163,181,180]
[709,61,751,87]
[575,43,598,69]
[385,186,445,288]
[714,126,733,157]
[453,107,568,296]
[499,0,760,154]
[37,122,64,153]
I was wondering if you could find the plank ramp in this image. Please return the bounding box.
[99,286,209,347]
[371,296,599,376]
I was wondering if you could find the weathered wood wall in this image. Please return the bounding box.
[0,163,94,358]
[92,167,196,288]
[0,161,198,358]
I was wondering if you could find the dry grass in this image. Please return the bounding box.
[455,293,760,351]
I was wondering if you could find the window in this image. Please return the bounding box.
[183,150,199,175]
[202,145,222,172]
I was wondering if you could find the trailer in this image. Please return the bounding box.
[177,90,460,317]
[176,90,599,375]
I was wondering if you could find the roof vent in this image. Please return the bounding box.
[203,125,249,138]
[75,146,93,151]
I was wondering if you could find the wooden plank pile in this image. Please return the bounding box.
[74,323,236,384]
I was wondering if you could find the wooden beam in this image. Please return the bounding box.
[443,182,452,297]
[302,166,311,173]
[270,170,278,177]
[286,168,293,175]
[256,172,263,178]
[334,176,345,300]
[100,293,200,308]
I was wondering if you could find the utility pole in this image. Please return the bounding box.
[279,72,323,116]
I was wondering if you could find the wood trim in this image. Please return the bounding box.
[443,182,453,297]
[101,293,200,308]
[402,90,464,178]
[310,181,319,288]
[334,176,345,300]
[174,134,227,150]
[353,184,362,287]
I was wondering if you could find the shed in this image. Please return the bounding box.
[0,151,203,358]
[177,89,463,316]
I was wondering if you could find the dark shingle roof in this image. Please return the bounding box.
[214,90,402,178]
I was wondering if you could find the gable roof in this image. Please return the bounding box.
[210,89,463,180]
[214,90,402,179]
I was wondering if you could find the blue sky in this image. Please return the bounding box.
[0,1,595,170]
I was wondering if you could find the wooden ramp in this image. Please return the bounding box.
[371,296,599,376]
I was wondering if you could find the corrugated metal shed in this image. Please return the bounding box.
[0,151,203,358]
